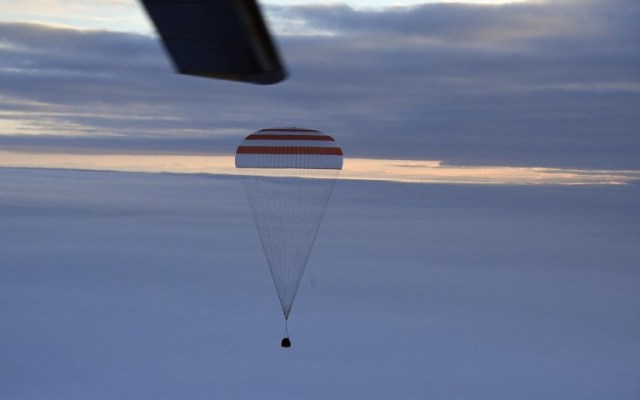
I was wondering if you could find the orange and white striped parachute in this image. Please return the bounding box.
[235,128,343,169]
[236,128,343,345]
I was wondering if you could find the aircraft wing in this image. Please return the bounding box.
[139,0,287,84]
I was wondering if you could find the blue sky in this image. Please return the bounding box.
[0,0,639,169]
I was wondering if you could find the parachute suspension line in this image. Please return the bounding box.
[243,169,338,320]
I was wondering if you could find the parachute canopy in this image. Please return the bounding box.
[236,128,342,322]
[235,128,343,169]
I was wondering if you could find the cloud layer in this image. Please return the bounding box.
[2,167,640,398]
[1,0,639,168]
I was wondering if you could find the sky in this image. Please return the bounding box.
[1,2,639,398]
[0,0,638,172]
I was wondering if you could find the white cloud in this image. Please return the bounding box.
[265,0,532,9]
[0,0,151,32]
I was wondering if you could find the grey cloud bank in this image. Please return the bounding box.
[1,0,639,168]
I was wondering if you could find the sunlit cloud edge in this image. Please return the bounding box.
[0,151,638,186]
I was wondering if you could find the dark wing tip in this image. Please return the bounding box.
[140,0,287,85]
